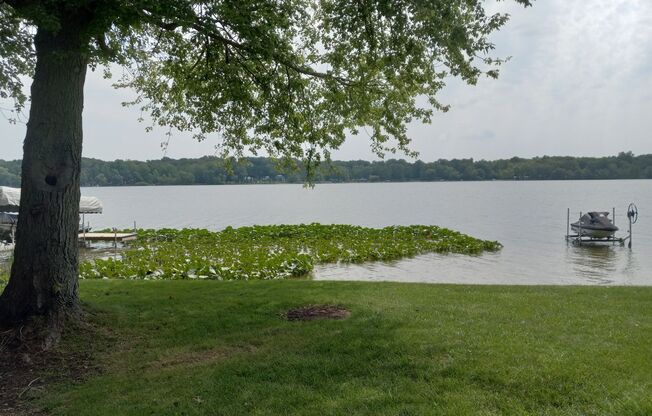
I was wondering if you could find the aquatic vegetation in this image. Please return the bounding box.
[80,224,501,281]
[0,255,11,288]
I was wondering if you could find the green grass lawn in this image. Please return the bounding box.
[38,280,651,416]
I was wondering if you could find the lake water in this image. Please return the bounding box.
[79,180,652,286]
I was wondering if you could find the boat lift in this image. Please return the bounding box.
[0,186,138,251]
[565,203,638,248]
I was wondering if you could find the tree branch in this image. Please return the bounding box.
[192,23,354,86]
[2,0,41,11]
[139,9,358,87]
[96,33,117,59]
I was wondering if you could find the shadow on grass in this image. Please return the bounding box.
[34,281,652,416]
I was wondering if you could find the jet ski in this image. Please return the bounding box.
[571,211,618,238]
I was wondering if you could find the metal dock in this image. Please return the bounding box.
[79,232,138,243]
[564,234,627,246]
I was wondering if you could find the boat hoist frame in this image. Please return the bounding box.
[565,203,638,248]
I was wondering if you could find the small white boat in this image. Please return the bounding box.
[571,212,618,238]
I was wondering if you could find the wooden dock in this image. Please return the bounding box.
[79,232,138,243]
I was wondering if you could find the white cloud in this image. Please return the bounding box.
[335,0,652,161]
[2,1,652,162]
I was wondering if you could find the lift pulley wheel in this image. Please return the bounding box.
[627,203,638,224]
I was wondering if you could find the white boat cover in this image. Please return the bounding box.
[0,186,103,214]
[80,195,103,214]
[0,187,20,211]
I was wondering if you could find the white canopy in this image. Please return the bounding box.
[80,195,103,214]
[0,186,103,214]
[0,187,20,211]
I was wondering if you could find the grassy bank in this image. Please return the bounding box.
[34,280,651,415]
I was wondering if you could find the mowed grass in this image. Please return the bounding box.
[40,280,651,416]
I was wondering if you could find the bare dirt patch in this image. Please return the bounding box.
[0,313,108,415]
[150,344,257,371]
[285,305,350,321]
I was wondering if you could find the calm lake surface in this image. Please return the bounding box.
[80,180,652,286]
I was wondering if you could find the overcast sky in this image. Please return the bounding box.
[2,0,651,162]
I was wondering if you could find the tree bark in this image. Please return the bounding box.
[0,24,89,331]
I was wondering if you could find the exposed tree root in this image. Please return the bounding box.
[0,306,106,415]
[0,303,81,350]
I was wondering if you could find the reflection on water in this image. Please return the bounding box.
[622,249,639,280]
[565,244,618,284]
[312,243,641,286]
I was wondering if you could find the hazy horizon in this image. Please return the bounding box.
[0,150,647,165]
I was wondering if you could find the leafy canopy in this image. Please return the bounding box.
[1,0,530,165]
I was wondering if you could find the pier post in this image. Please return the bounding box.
[113,227,118,259]
[612,207,616,245]
[629,215,632,249]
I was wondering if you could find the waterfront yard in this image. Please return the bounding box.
[18,280,652,416]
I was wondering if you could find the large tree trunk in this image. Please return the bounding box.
[0,25,88,334]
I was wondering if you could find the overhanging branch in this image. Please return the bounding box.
[96,33,117,59]
[2,0,41,11]
[140,9,359,87]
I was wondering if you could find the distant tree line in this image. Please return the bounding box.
[0,152,650,187]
